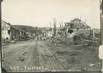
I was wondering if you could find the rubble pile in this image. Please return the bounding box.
[47,18,100,47]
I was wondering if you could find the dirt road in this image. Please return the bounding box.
[2,40,65,72]
[2,40,101,72]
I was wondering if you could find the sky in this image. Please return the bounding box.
[2,0,100,28]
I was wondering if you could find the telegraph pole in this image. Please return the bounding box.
[53,18,57,37]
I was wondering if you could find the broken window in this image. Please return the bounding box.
[68,29,73,34]
[8,30,10,34]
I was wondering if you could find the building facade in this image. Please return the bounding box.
[2,20,33,43]
[2,21,11,42]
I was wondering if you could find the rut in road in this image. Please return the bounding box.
[38,41,67,71]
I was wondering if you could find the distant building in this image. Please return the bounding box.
[65,18,91,30]
[2,21,11,42]
[64,18,91,39]
[2,20,33,43]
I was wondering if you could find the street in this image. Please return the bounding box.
[2,39,101,72]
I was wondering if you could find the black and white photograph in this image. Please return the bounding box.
[1,0,102,72]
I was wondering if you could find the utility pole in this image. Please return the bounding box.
[53,18,57,37]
